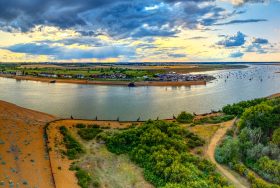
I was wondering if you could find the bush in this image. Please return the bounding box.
[272,128,280,146]
[215,136,240,164]
[59,126,85,159]
[192,114,234,125]
[176,112,194,123]
[76,124,86,128]
[222,98,267,116]
[106,120,228,187]
[253,156,280,184]
[238,103,275,134]
[78,127,102,141]
[75,167,92,188]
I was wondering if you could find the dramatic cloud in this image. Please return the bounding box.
[5,43,134,59]
[0,0,246,38]
[217,31,246,47]
[214,19,267,26]
[0,0,278,62]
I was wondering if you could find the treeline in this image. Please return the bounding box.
[222,98,268,116]
[216,97,280,187]
[176,111,235,126]
[104,120,230,188]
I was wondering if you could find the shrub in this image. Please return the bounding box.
[222,98,267,116]
[193,114,234,125]
[106,120,228,187]
[77,127,102,141]
[75,167,92,188]
[215,136,240,164]
[59,126,85,159]
[253,156,280,184]
[238,103,275,134]
[272,128,280,146]
[76,124,86,128]
[176,112,194,123]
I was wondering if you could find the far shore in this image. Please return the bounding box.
[0,74,207,87]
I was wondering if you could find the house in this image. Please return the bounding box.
[38,73,58,78]
[16,71,23,76]
[75,74,85,79]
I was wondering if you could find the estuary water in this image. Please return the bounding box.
[0,64,279,121]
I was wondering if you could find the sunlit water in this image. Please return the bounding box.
[0,64,279,120]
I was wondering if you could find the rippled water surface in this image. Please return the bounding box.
[0,64,279,120]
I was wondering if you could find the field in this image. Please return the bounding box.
[118,64,248,73]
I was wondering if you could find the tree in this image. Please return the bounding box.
[176,112,194,123]
[238,103,275,135]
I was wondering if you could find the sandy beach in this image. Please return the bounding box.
[0,75,207,86]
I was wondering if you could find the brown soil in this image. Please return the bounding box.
[0,100,56,188]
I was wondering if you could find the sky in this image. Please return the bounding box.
[0,0,279,62]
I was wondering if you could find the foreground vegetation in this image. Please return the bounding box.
[216,97,280,187]
[176,111,235,126]
[55,97,280,188]
[59,126,85,160]
[76,124,103,141]
[105,120,230,188]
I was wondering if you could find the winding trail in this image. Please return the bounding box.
[206,119,250,188]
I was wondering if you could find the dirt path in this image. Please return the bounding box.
[206,120,250,188]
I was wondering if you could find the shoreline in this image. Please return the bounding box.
[0,74,207,87]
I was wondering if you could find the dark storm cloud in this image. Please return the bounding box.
[217,31,246,47]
